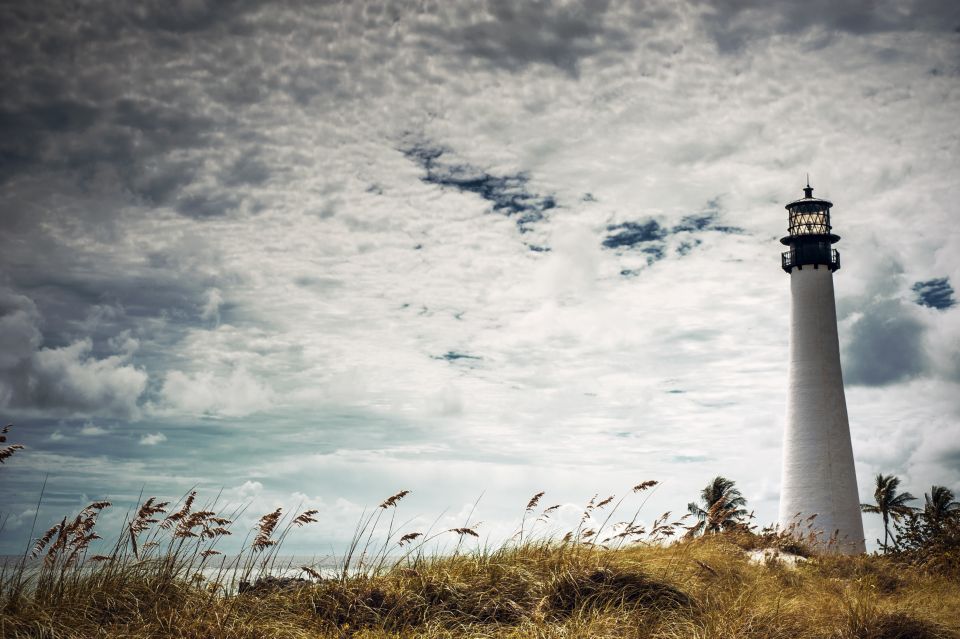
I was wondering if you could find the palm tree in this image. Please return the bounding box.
[687,476,748,536]
[924,485,960,524]
[860,473,917,551]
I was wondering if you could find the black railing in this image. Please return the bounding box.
[781,248,840,272]
[781,251,792,271]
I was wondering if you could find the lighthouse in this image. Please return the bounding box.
[778,182,866,554]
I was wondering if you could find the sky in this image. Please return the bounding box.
[1,0,959,555]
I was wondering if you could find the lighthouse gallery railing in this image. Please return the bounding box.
[781,248,840,272]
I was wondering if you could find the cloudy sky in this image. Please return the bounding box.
[1,0,959,554]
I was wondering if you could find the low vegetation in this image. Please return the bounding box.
[1,426,958,638]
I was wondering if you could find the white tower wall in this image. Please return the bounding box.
[780,266,866,553]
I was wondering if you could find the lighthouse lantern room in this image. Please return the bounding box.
[780,183,841,273]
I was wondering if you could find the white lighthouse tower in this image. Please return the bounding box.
[778,182,865,554]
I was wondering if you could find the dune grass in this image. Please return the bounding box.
[1,432,957,639]
[2,509,959,638]
[3,535,960,638]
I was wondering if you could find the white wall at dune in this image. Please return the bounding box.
[779,266,866,553]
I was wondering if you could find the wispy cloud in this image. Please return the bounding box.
[404,142,557,232]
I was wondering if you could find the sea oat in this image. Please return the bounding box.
[252,508,282,551]
[536,504,561,523]
[379,490,410,509]
[633,480,659,492]
[580,494,598,523]
[129,507,154,556]
[398,532,423,546]
[33,518,66,557]
[649,511,677,541]
[175,511,215,538]
[130,497,170,536]
[31,501,110,567]
[172,510,233,541]
[525,491,545,512]
[79,501,111,522]
[161,491,196,529]
[293,509,319,526]
[596,495,615,509]
[206,527,232,538]
[613,524,646,540]
[449,527,479,538]
[0,444,25,463]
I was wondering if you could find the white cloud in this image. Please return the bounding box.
[80,422,107,436]
[30,340,148,419]
[430,385,464,416]
[0,289,148,419]
[159,367,273,418]
[0,290,42,370]
[236,480,263,499]
[201,288,223,324]
[140,432,167,446]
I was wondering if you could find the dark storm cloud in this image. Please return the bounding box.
[0,289,147,418]
[0,0,663,225]
[0,93,245,218]
[403,143,556,232]
[1,205,227,345]
[222,154,272,187]
[129,0,263,34]
[912,277,956,310]
[0,100,99,175]
[0,0,271,219]
[843,299,928,386]
[0,177,231,417]
[176,192,246,219]
[0,0,277,396]
[415,0,643,76]
[696,0,960,52]
[935,445,960,470]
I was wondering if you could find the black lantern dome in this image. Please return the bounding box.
[780,182,840,273]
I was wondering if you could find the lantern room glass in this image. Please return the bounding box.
[788,202,831,236]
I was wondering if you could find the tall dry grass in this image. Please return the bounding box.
[1,427,958,638]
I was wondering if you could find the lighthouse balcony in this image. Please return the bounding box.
[782,247,840,273]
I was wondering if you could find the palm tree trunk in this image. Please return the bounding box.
[882,512,889,551]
